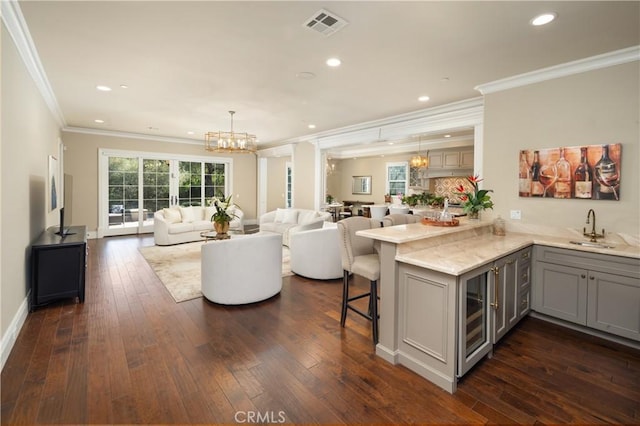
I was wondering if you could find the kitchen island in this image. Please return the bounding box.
[357,218,640,393]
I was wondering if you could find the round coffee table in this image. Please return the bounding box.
[200,231,220,242]
[201,230,244,241]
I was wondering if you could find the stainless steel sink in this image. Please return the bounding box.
[569,241,615,249]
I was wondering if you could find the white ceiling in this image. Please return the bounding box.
[14,1,640,151]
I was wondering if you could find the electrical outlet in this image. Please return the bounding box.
[510,210,522,220]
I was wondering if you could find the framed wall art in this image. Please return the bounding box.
[518,144,621,200]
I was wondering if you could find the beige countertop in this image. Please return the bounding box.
[356,217,490,244]
[357,218,640,276]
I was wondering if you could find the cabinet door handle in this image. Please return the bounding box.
[506,259,516,265]
[581,274,586,279]
[490,266,499,310]
[522,252,530,259]
[590,276,595,280]
[522,273,528,281]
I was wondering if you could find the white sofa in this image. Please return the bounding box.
[259,208,331,246]
[153,205,244,246]
[201,233,282,305]
[289,222,343,280]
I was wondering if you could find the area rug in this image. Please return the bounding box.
[139,241,292,303]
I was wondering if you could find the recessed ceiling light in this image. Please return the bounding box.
[120,84,129,89]
[187,131,195,135]
[531,12,557,26]
[326,57,341,67]
[94,119,105,123]
[418,95,430,102]
[308,124,316,129]
[388,142,394,145]
[96,85,111,92]
[444,134,451,138]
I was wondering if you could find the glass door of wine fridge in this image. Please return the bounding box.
[458,264,493,377]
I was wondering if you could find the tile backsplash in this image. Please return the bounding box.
[434,177,473,203]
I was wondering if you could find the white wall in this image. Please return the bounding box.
[483,61,640,237]
[1,23,62,366]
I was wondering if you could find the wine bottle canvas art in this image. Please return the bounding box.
[518,144,621,200]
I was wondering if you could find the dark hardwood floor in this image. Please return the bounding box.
[2,234,639,425]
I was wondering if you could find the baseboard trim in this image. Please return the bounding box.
[529,312,640,350]
[1,293,30,372]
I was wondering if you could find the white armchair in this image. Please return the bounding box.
[289,222,343,280]
[259,208,331,246]
[201,233,283,305]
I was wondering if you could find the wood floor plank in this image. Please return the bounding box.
[2,234,639,425]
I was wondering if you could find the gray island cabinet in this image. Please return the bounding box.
[356,220,639,394]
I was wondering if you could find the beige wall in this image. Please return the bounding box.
[61,132,257,232]
[265,156,289,212]
[1,24,62,340]
[328,153,413,204]
[483,61,640,236]
[293,141,316,210]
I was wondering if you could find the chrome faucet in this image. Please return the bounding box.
[583,209,605,242]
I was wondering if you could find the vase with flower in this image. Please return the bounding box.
[208,195,238,239]
[455,175,494,219]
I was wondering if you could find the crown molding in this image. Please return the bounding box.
[327,136,474,160]
[63,126,201,146]
[301,97,484,151]
[257,144,295,158]
[475,45,640,95]
[1,0,66,128]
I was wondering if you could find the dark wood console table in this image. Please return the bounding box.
[30,226,87,311]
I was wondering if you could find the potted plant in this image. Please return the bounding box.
[208,195,238,239]
[455,175,494,219]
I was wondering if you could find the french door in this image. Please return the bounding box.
[99,149,231,237]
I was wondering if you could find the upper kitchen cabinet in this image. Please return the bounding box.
[429,149,474,169]
[414,148,474,180]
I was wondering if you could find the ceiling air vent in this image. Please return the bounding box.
[303,9,348,36]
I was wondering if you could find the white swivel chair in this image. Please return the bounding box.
[289,222,343,280]
[337,216,382,345]
[201,233,282,304]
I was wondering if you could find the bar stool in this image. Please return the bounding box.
[336,217,381,345]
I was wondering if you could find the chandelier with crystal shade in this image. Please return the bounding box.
[410,136,429,168]
[205,111,257,154]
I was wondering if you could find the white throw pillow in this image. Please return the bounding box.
[299,210,319,224]
[282,209,299,224]
[163,208,182,224]
[192,206,205,221]
[179,206,196,223]
[274,208,286,223]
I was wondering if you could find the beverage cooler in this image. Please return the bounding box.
[458,264,493,376]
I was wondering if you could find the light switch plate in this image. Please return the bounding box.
[510,210,522,220]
